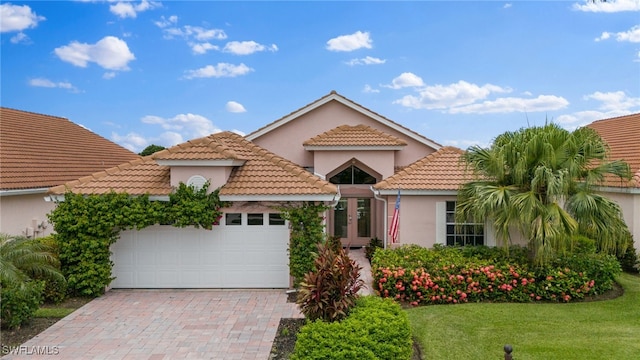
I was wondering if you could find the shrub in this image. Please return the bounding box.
[36,235,67,304]
[617,243,639,274]
[291,296,412,360]
[297,242,363,322]
[0,281,45,329]
[372,245,621,305]
[365,237,383,261]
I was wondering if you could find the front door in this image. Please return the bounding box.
[333,197,372,247]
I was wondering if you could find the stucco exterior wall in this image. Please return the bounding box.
[252,101,435,168]
[0,193,55,237]
[170,166,233,192]
[600,191,640,251]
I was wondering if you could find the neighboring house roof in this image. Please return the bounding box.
[0,107,139,192]
[303,124,408,149]
[587,113,640,189]
[374,146,474,194]
[246,91,441,150]
[48,132,338,200]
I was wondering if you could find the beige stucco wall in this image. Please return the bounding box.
[600,191,640,251]
[252,101,436,168]
[170,166,233,192]
[0,193,55,237]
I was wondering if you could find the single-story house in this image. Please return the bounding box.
[587,113,640,251]
[0,107,139,237]
[46,92,638,289]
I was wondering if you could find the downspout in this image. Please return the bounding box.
[371,186,387,249]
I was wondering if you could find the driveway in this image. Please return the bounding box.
[4,290,302,360]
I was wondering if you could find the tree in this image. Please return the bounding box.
[0,234,64,286]
[139,144,165,156]
[456,123,632,265]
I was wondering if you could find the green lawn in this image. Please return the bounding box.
[406,273,640,360]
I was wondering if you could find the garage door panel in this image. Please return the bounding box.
[111,222,289,288]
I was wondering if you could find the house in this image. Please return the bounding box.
[0,107,140,238]
[587,113,640,251]
[45,92,638,289]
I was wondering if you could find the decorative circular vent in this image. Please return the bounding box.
[186,175,208,191]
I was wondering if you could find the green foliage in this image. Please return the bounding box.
[617,242,639,274]
[48,183,227,297]
[458,123,632,265]
[373,245,621,305]
[297,243,364,322]
[570,235,597,254]
[34,236,67,304]
[0,234,65,287]
[138,144,165,156]
[291,296,412,360]
[365,237,383,261]
[33,307,75,318]
[280,202,328,286]
[0,281,45,329]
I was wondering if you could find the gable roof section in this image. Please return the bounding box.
[373,146,475,194]
[49,132,338,200]
[587,113,640,189]
[1,107,139,192]
[246,91,441,150]
[303,124,407,149]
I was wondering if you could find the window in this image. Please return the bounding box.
[329,165,376,184]
[445,201,484,246]
[248,213,264,226]
[225,213,242,225]
[269,213,286,226]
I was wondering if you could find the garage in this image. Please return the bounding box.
[110,212,290,288]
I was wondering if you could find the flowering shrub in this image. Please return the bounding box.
[372,245,620,305]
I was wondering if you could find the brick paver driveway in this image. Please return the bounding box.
[4,290,302,360]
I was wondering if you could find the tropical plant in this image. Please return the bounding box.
[297,242,364,322]
[0,234,65,286]
[138,144,165,156]
[457,123,632,264]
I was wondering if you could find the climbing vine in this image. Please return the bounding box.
[279,202,329,286]
[48,183,227,296]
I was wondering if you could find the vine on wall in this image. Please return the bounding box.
[280,202,329,286]
[48,183,226,296]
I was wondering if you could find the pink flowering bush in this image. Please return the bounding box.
[372,245,620,306]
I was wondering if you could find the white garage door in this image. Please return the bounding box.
[111,212,290,288]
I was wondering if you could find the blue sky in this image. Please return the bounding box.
[2,1,639,153]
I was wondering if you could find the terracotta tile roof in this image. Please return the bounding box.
[374,147,474,191]
[303,124,407,147]
[587,113,640,188]
[246,91,441,149]
[49,132,338,197]
[0,107,139,191]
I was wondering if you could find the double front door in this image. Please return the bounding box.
[333,197,372,247]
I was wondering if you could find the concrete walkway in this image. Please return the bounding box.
[4,290,302,360]
[348,247,374,296]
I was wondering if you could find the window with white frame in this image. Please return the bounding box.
[445,201,484,246]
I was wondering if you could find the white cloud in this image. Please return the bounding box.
[385,72,425,89]
[28,77,79,92]
[584,90,640,111]
[448,95,569,114]
[109,0,160,19]
[111,132,149,152]
[183,63,253,79]
[231,129,246,136]
[573,0,640,13]
[10,32,29,44]
[103,72,117,79]
[226,101,247,113]
[190,42,218,55]
[444,139,491,149]
[0,3,45,33]
[54,36,135,70]
[345,56,386,66]
[160,24,227,41]
[142,113,221,138]
[393,80,511,109]
[503,3,513,9]
[222,41,278,55]
[596,25,640,42]
[154,15,177,28]
[556,90,640,129]
[363,84,380,93]
[326,31,372,52]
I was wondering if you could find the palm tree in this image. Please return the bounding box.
[457,123,632,265]
[0,234,65,287]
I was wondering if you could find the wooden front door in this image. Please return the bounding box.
[332,197,373,247]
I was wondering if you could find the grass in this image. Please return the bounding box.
[33,307,76,318]
[406,273,640,360]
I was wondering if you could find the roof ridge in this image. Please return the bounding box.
[0,106,69,121]
[589,112,640,124]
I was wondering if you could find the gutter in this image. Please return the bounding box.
[0,188,50,196]
[371,186,387,249]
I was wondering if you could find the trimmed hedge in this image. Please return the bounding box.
[291,296,413,360]
[372,245,621,305]
[1,281,45,329]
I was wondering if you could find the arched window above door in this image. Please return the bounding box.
[329,165,377,184]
